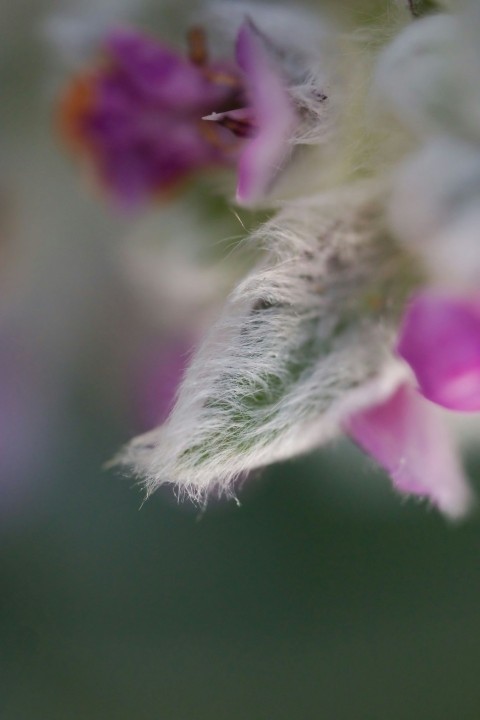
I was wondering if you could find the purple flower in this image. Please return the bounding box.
[59,19,301,208]
[58,27,243,206]
[397,291,480,411]
[346,382,471,518]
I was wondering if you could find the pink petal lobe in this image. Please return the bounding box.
[397,292,480,411]
[234,21,298,206]
[345,383,471,518]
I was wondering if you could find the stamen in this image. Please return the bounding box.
[187,26,241,89]
[203,112,256,139]
[187,26,208,66]
[57,73,94,152]
[203,69,243,89]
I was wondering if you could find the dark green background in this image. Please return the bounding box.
[2,401,480,719]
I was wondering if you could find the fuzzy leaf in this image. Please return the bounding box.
[121,183,414,500]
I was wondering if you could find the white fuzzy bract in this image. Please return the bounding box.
[120,182,411,501]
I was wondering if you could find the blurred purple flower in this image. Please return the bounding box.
[397,291,480,412]
[58,27,243,206]
[58,19,298,208]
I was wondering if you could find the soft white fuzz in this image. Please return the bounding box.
[120,182,411,502]
[374,13,465,136]
[389,136,480,287]
[382,1,480,288]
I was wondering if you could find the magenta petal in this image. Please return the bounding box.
[397,292,480,411]
[345,383,471,518]
[234,21,298,205]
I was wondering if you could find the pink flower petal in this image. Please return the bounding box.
[345,383,471,518]
[234,20,298,206]
[397,291,480,411]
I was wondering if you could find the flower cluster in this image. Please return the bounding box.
[57,5,323,207]
[58,26,242,206]
[59,0,480,518]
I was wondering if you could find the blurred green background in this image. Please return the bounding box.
[2,1,480,719]
[4,429,480,719]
